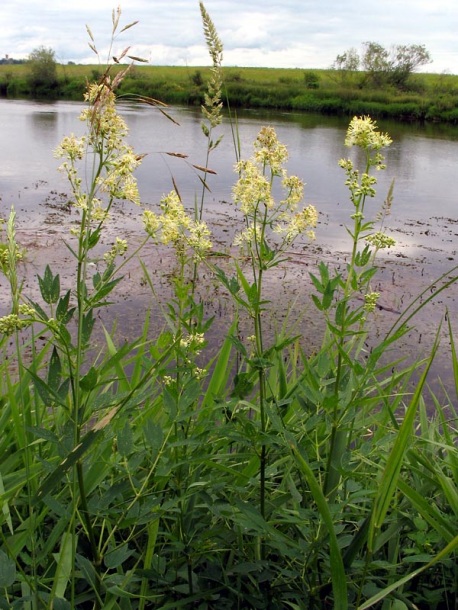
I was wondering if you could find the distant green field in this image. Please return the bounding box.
[2,63,458,123]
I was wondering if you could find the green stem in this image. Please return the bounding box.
[77,461,101,570]
[325,160,371,499]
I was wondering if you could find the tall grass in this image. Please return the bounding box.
[0,6,457,609]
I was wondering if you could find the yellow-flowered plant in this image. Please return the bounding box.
[336,116,396,296]
[143,191,212,262]
[55,80,142,223]
[304,117,400,511]
[233,126,318,258]
[214,127,318,528]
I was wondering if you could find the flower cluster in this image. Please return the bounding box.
[104,237,128,265]
[143,191,212,261]
[0,242,23,275]
[339,159,379,200]
[180,332,206,355]
[363,291,380,314]
[253,126,288,175]
[232,127,317,250]
[0,304,35,336]
[341,116,392,185]
[54,79,142,230]
[275,205,319,243]
[233,226,262,250]
[345,116,392,151]
[54,134,86,162]
[233,160,274,215]
[366,231,396,250]
[81,82,129,149]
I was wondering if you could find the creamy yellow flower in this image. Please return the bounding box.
[233,161,274,214]
[143,191,212,259]
[345,116,392,150]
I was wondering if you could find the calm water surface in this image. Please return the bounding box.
[1,99,458,255]
[1,99,458,400]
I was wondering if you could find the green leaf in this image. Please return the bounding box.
[311,293,323,311]
[202,319,236,408]
[322,280,335,310]
[354,245,372,267]
[231,372,255,399]
[104,544,134,569]
[368,335,439,552]
[75,553,98,590]
[289,436,348,610]
[81,310,95,345]
[143,421,163,451]
[359,267,378,284]
[0,472,13,535]
[79,366,98,392]
[52,531,75,600]
[249,356,273,371]
[56,289,74,324]
[28,368,68,409]
[28,298,48,321]
[53,599,71,610]
[91,276,123,304]
[87,227,102,250]
[0,550,16,587]
[177,378,201,413]
[27,426,60,444]
[117,421,133,457]
[92,271,102,289]
[309,271,324,293]
[47,346,62,392]
[37,264,60,304]
[358,535,458,609]
[34,407,119,503]
[229,333,248,358]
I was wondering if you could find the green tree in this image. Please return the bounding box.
[361,42,391,86]
[390,44,432,88]
[27,46,58,96]
[331,47,360,85]
[362,41,432,88]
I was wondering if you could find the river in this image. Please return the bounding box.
[1,99,458,403]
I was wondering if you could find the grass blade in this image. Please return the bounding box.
[288,435,348,610]
[368,333,440,552]
[358,534,458,609]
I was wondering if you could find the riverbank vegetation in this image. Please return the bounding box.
[0,5,457,609]
[1,54,458,124]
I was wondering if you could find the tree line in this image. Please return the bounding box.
[332,42,432,89]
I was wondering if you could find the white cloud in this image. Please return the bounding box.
[0,0,457,73]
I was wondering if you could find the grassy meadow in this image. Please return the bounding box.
[2,61,458,123]
[0,5,457,609]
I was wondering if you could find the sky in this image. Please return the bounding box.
[1,0,457,74]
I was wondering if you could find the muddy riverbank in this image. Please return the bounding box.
[4,191,458,409]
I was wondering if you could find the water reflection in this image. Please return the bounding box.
[1,99,458,239]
